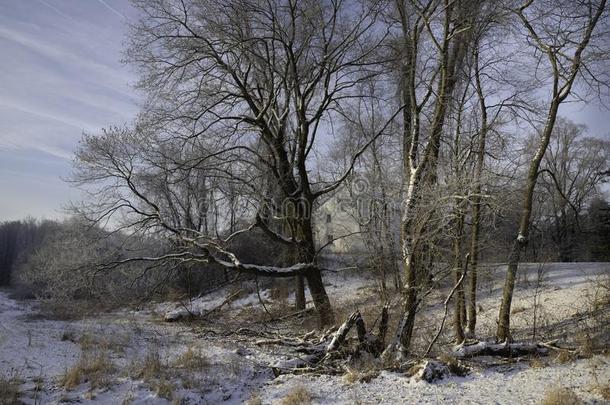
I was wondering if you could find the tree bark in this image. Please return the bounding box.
[295,275,306,310]
[300,216,334,327]
[452,215,466,344]
[466,46,488,337]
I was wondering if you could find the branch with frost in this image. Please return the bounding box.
[95,246,318,278]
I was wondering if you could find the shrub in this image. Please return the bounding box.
[529,357,547,369]
[0,374,21,405]
[540,387,582,405]
[555,351,576,364]
[280,385,312,405]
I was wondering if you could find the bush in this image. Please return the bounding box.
[540,387,582,405]
[279,385,312,405]
[0,374,21,405]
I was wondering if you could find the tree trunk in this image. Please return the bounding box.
[305,269,334,327]
[497,100,559,342]
[452,211,466,344]
[466,210,480,337]
[399,260,418,353]
[395,173,421,355]
[300,217,334,327]
[295,275,306,310]
[466,46,487,337]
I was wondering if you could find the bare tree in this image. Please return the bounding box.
[384,0,484,357]
[537,118,610,261]
[73,0,402,326]
[496,0,608,342]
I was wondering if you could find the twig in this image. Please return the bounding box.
[424,253,469,357]
[199,289,242,319]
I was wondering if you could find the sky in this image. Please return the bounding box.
[0,0,138,221]
[0,1,609,222]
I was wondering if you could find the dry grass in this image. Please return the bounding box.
[60,329,77,343]
[61,350,114,390]
[38,300,91,320]
[0,375,21,405]
[60,367,82,390]
[587,357,610,400]
[342,367,379,384]
[122,390,135,405]
[279,385,312,405]
[540,387,582,405]
[173,346,209,370]
[129,349,183,400]
[595,383,610,400]
[587,381,610,400]
[152,377,174,400]
[554,350,576,364]
[79,332,128,354]
[529,357,547,369]
[576,333,595,358]
[131,350,163,381]
[341,352,381,384]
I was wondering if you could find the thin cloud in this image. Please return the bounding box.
[36,0,72,21]
[96,0,127,20]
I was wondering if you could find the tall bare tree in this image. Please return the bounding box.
[382,0,482,357]
[496,0,608,342]
[73,0,403,326]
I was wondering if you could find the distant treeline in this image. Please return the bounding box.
[1,196,609,292]
[0,217,289,316]
[480,196,610,263]
[0,218,60,286]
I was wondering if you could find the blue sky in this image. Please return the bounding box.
[0,0,138,221]
[0,1,608,221]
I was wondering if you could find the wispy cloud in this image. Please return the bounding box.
[96,0,127,20]
[0,0,138,220]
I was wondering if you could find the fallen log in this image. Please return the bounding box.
[453,341,549,358]
[266,308,390,375]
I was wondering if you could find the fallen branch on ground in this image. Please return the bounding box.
[452,341,549,358]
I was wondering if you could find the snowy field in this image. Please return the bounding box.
[0,262,608,404]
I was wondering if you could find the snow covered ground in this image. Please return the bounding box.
[0,262,608,404]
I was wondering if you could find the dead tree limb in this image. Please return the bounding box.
[452,341,549,358]
[326,311,362,354]
[424,254,469,356]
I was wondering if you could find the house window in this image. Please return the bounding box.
[327,233,334,244]
[326,213,332,223]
